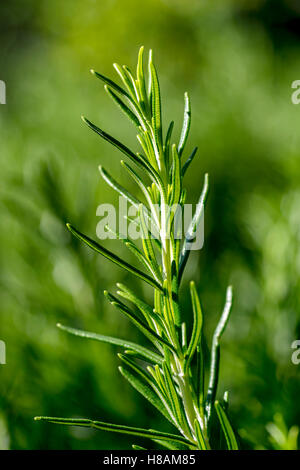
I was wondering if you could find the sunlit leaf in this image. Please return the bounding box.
[178,92,191,157]
[56,323,163,364]
[206,286,233,423]
[66,223,162,291]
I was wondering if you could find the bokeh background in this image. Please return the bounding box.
[0,0,300,450]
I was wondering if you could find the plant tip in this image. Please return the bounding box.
[36,47,237,451]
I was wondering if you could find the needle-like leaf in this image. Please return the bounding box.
[136,46,148,114]
[91,69,130,99]
[34,416,196,447]
[104,291,175,352]
[150,60,163,154]
[113,63,138,100]
[162,361,189,433]
[181,146,198,177]
[214,401,239,450]
[139,204,161,281]
[170,144,181,206]
[194,419,209,450]
[118,364,172,424]
[206,286,233,423]
[121,161,161,232]
[185,281,203,370]
[98,165,152,224]
[92,67,145,126]
[103,224,154,276]
[178,92,191,157]
[82,116,148,172]
[164,120,174,171]
[119,355,178,428]
[196,344,205,411]
[179,173,209,281]
[105,85,140,127]
[116,282,163,327]
[66,223,162,291]
[56,323,163,364]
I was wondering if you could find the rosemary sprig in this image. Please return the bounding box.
[35,47,238,450]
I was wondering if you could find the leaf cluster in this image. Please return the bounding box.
[35,47,238,450]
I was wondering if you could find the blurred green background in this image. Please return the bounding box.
[1,0,300,450]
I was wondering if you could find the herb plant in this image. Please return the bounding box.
[35,47,238,450]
